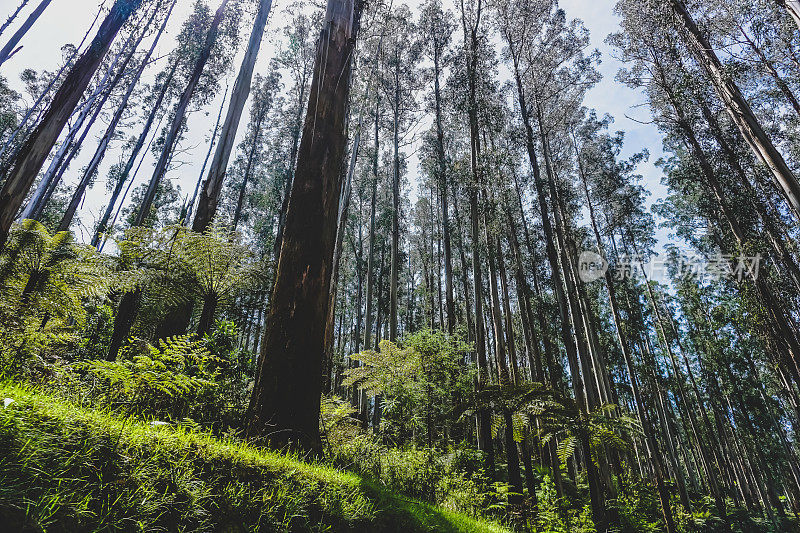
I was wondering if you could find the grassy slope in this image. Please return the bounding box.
[0,383,509,533]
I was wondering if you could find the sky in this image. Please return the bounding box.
[0,0,675,259]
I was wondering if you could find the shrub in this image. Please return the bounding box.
[76,335,221,421]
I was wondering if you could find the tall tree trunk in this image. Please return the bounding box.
[485,224,523,504]
[22,13,141,222]
[197,292,217,337]
[698,101,800,292]
[186,84,229,225]
[363,100,379,351]
[247,0,364,452]
[432,27,454,334]
[389,64,400,342]
[0,2,103,165]
[0,0,53,66]
[0,0,143,248]
[60,2,169,231]
[92,60,176,246]
[134,0,230,227]
[192,0,274,232]
[323,112,361,392]
[574,134,678,530]
[669,0,800,220]
[656,52,800,396]
[451,184,474,341]
[633,237,729,526]
[460,0,493,476]
[231,90,268,231]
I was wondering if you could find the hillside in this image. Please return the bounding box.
[0,383,509,533]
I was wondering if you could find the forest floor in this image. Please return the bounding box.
[0,382,510,532]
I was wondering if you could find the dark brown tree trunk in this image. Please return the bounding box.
[247,0,364,452]
[197,292,217,337]
[107,288,141,360]
[0,0,143,247]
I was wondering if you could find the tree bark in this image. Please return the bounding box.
[389,59,400,342]
[431,21,455,334]
[247,0,364,453]
[459,0,494,476]
[192,0,274,232]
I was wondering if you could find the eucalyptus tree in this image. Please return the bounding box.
[228,69,281,231]
[59,0,179,232]
[248,0,365,453]
[106,0,241,361]
[419,0,456,334]
[133,0,240,227]
[457,0,493,471]
[657,0,800,221]
[0,0,146,249]
[192,0,275,232]
[376,4,421,342]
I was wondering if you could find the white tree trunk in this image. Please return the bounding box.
[192,0,273,232]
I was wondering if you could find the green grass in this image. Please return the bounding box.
[0,382,510,533]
